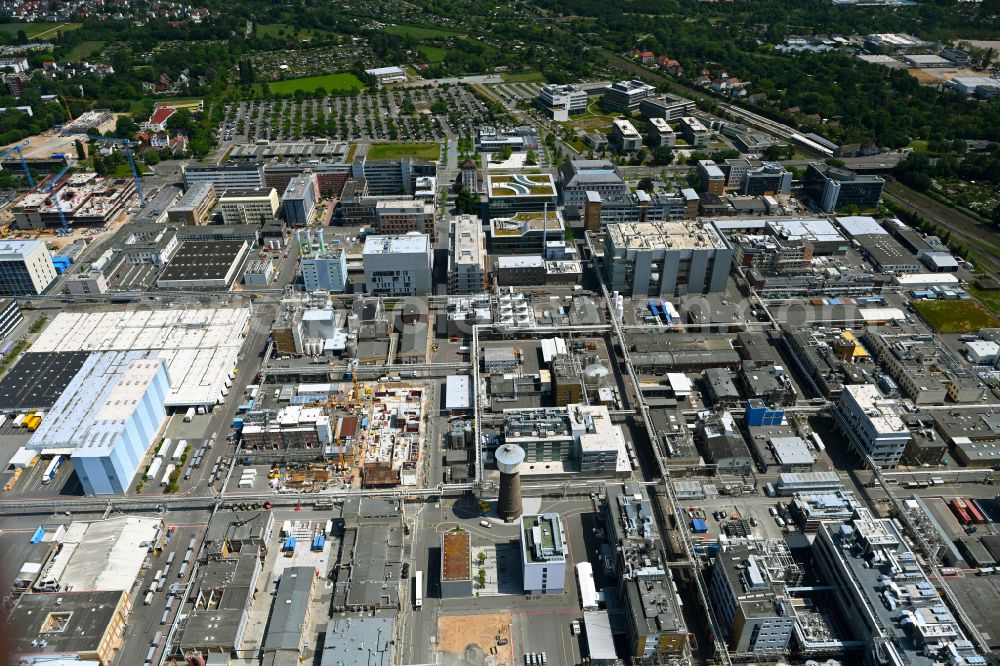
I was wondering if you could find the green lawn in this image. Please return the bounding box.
[913,299,1000,334]
[268,73,365,95]
[500,71,547,83]
[256,23,328,41]
[971,288,1000,316]
[419,45,448,63]
[384,23,460,39]
[367,141,440,161]
[0,22,81,39]
[65,40,105,60]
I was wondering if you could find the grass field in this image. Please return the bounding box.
[971,288,1000,316]
[367,142,440,161]
[500,71,547,83]
[65,40,105,60]
[385,23,460,39]
[256,23,328,41]
[0,22,81,39]
[914,299,1000,333]
[419,45,448,63]
[268,73,364,95]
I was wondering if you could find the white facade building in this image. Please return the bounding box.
[0,240,57,296]
[448,215,486,295]
[362,234,433,295]
[520,513,568,594]
[835,384,910,468]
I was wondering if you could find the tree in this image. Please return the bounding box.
[455,185,479,215]
[763,144,787,161]
[16,30,27,45]
[525,150,538,166]
[400,100,416,115]
[115,115,138,139]
[651,145,674,165]
[637,177,654,192]
[495,145,513,162]
[74,139,86,162]
[144,150,160,166]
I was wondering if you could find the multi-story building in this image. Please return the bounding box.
[448,214,486,295]
[647,118,676,147]
[814,509,986,666]
[494,255,547,286]
[485,173,559,220]
[183,161,265,189]
[638,94,696,121]
[362,234,433,295]
[240,405,333,452]
[0,240,57,296]
[602,80,656,112]
[708,541,798,654]
[536,83,589,120]
[460,159,479,194]
[603,220,733,296]
[741,162,792,196]
[835,384,910,468]
[217,188,280,225]
[557,159,627,219]
[166,182,218,225]
[604,482,688,660]
[501,404,629,475]
[520,513,567,594]
[489,210,564,254]
[805,163,886,213]
[695,409,754,475]
[0,298,22,339]
[584,189,693,231]
[611,118,643,154]
[301,247,347,292]
[697,160,726,195]
[374,199,436,241]
[351,156,437,195]
[282,173,319,226]
[678,116,710,148]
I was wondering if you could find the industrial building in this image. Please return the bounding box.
[9,590,132,666]
[0,239,58,296]
[155,239,250,289]
[25,352,169,495]
[362,234,433,295]
[321,616,396,666]
[166,182,217,225]
[441,529,473,597]
[282,172,319,226]
[813,509,986,666]
[30,306,250,408]
[448,214,486,294]
[805,162,886,213]
[520,513,567,594]
[604,482,688,659]
[708,541,798,654]
[299,230,348,293]
[332,497,404,610]
[603,220,733,296]
[501,404,630,475]
[834,384,910,468]
[240,405,333,453]
[217,187,280,225]
[602,80,656,112]
[262,566,317,664]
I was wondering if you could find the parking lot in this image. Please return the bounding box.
[223,86,497,144]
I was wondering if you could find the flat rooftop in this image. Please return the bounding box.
[606,219,727,251]
[521,513,567,564]
[158,239,248,282]
[362,234,429,255]
[486,173,557,198]
[442,530,471,582]
[0,351,90,411]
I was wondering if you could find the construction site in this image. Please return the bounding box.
[235,377,430,492]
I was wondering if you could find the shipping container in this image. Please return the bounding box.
[152,631,162,646]
[187,537,196,551]
[146,458,163,481]
[166,551,175,566]
[160,464,176,487]
[160,609,169,625]
[171,440,187,461]
[156,438,171,457]
[12,413,25,428]
[0,415,8,428]
[183,407,195,422]
[177,562,188,578]
[143,591,154,606]
[145,646,156,664]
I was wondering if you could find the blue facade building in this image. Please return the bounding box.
[27,351,171,495]
[282,173,318,226]
[745,399,784,427]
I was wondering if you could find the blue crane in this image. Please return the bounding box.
[90,137,146,206]
[0,140,35,187]
[41,159,76,234]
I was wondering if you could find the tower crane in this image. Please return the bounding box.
[40,158,76,234]
[89,137,146,206]
[0,140,34,187]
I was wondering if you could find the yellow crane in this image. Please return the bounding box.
[58,95,93,123]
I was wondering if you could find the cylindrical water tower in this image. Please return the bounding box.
[496,444,526,522]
